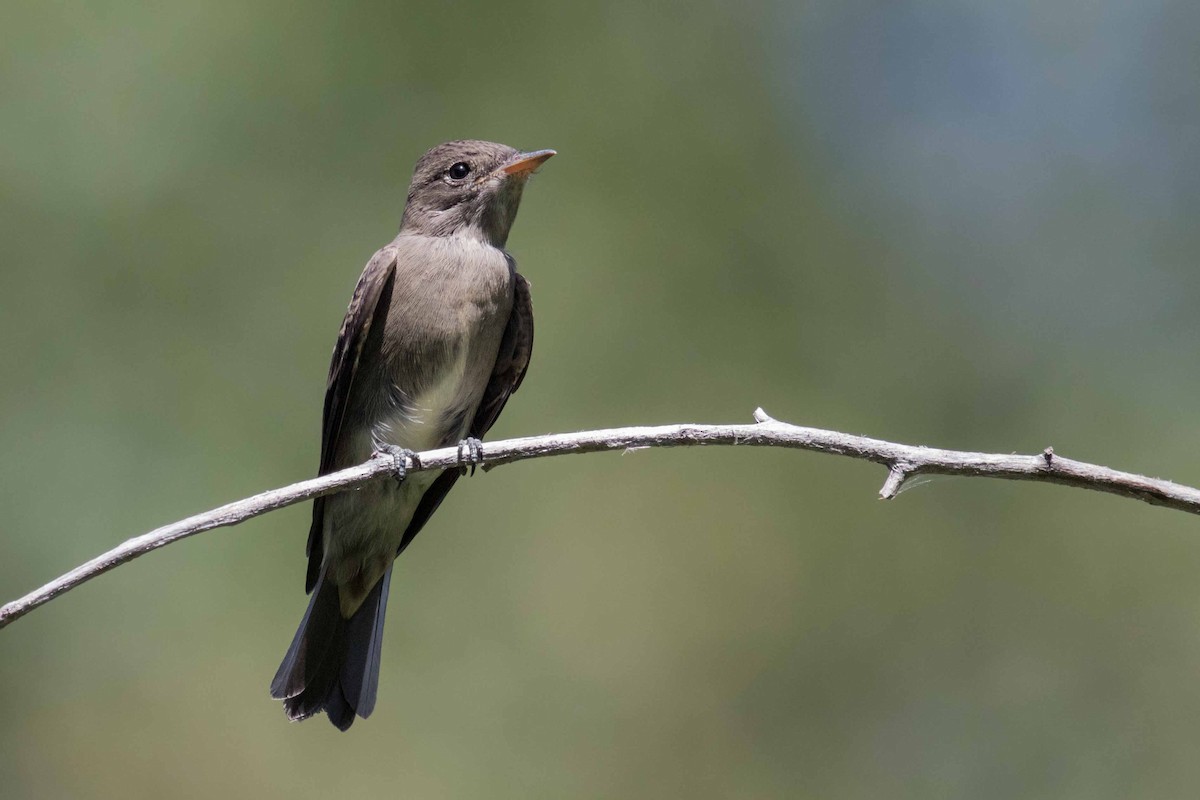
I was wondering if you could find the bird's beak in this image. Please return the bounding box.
[499,149,556,178]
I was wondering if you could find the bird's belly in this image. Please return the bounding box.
[325,350,474,589]
[372,347,473,453]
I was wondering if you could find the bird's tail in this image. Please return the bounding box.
[269,566,392,731]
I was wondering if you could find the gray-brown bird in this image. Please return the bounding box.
[270,140,553,730]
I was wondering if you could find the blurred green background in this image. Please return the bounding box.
[4,1,1200,797]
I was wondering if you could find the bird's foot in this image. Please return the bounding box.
[377,444,422,486]
[456,437,484,477]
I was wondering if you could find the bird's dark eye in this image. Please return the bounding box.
[448,162,471,180]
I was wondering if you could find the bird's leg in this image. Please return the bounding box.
[377,444,422,487]
[456,437,484,477]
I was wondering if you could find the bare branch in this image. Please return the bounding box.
[879,463,912,499]
[3,408,1198,630]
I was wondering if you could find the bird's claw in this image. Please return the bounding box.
[456,437,484,477]
[378,445,421,486]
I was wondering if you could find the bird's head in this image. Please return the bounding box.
[399,140,555,248]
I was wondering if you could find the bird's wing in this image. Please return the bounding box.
[468,271,536,439]
[395,271,535,556]
[305,249,398,592]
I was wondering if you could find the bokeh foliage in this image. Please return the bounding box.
[4,2,1200,797]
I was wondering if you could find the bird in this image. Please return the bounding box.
[270,140,554,730]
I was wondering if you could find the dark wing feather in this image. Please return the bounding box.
[305,250,398,592]
[395,272,535,556]
[469,272,535,439]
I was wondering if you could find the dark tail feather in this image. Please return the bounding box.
[270,567,393,731]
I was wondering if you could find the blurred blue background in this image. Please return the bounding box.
[4,1,1200,797]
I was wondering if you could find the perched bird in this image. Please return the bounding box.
[270,140,553,730]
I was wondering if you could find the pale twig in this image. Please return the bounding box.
[2,408,1197,630]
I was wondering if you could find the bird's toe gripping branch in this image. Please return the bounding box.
[457,437,484,476]
[377,445,422,486]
